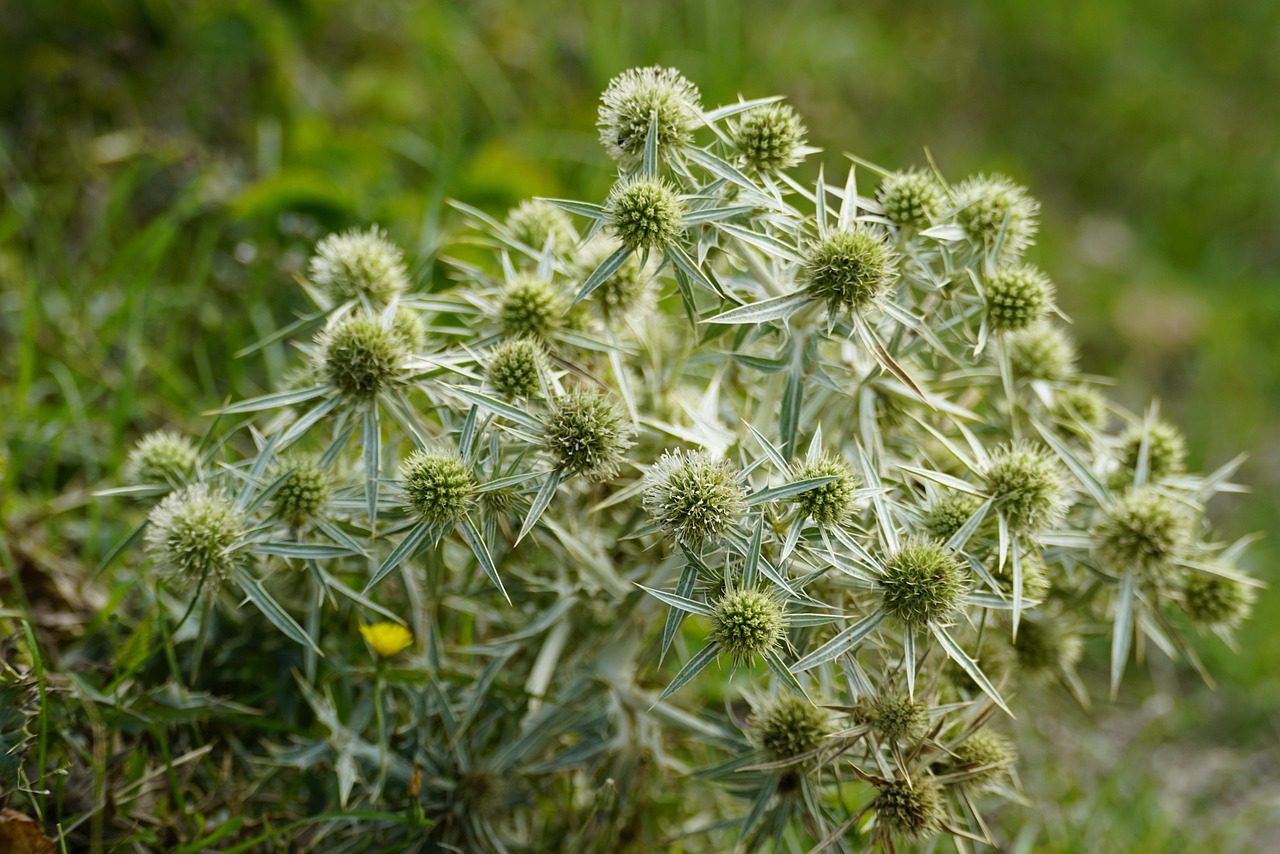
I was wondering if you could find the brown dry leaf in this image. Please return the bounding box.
[0,809,55,854]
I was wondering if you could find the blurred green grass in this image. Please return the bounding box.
[2,0,1278,847]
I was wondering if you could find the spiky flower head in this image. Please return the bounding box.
[1093,486,1193,580]
[1181,572,1255,630]
[730,102,808,174]
[499,275,565,341]
[982,443,1068,534]
[390,307,427,352]
[145,485,246,588]
[1011,613,1083,676]
[542,390,633,480]
[360,622,413,658]
[308,227,408,304]
[992,549,1051,604]
[576,239,652,323]
[487,337,545,399]
[1052,385,1109,433]
[955,173,1040,259]
[1005,321,1076,381]
[401,450,476,526]
[853,693,928,743]
[318,312,407,398]
[873,775,944,840]
[792,454,858,526]
[947,730,1016,792]
[922,493,982,542]
[125,430,198,485]
[605,177,685,251]
[984,264,1055,332]
[711,588,785,662]
[642,450,747,546]
[505,199,577,255]
[271,456,332,528]
[880,539,969,627]
[749,695,831,763]
[877,169,946,229]
[597,66,702,164]
[1116,419,1187,483]
[802,228,899,316]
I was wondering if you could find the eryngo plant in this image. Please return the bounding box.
[100,66,1259,851]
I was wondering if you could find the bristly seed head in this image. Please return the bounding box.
[308,227,409,304]
[750,694,831,763]
[984,264,1055,332]
[390,307,427,352]
[597,66,702,164]
[879,539,969,627]
[318,312,407,398]
[877,170,946,229]
[126,431,199,486]
[1092,486,1193,580]
[401,450,476,526]
[1181,571,1254,630]
[946,730,1016,792]
[500,275,566,341]
[145,485,246,588]
[873,775,944,840]
[982,442,1068,534]
[1011,613,1083,677]
[1116,419,1188,484]
[922,493,982,542]
[955,173,1040,260]
[487,337,545,399]
[711,588,785,662]
[792,454,858,526]
[542,390,634,481]
[605,177,685,251]
[730,102,808,174]
[505,199,577,255]
[643,450,747,546]
[271,456,332,528]
[853,693,928,743]
[1052,385,1109,433]
[1005,321,1077,381]
[803,228,898,316]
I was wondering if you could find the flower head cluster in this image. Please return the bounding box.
[643,450,746,546]
[308,227,408,304]
[597,66,702,164]
[542,391,633,480]
[802,228,898,316]
[145,485,246,587]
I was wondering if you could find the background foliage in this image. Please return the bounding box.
[2,1,1278,849]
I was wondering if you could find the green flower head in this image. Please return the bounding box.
[308,227,409,304]
[711,588,785,662]
[145,485,246,588]
[576,239,651,322]
[1011,613,1083,677]
[1052,385,1109,434]
[1116,419,1187,483]
[922,493,982,542]
[947,730,1016,792]
[955,173,1040,259]
[271,456,332,528]
[880,539,969,627]
[597,66,702,164]
[499,275,566,341]
[750,694,831,763]
[1005,321,1077,381]
[877,169,946,229]
[803,228,898,316]
[318,312,407,398]
[401,450,476,526]
[643,450,747,546]
[982,443,1068,534]
[1181,572,1254,630]
[605,177,685,251]
[505,199,577,255]
[125,430,199,486]
[853,693,928,743]
[542,390,634,480]
[873,775,944,841]
[487,337,545,399]
[1093,486,1194,580]
[984,264,1055,332]
[792,454,858,526]
[730,102,808,174]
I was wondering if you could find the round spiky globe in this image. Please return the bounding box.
[922,493,982,542]
[642,450,747,546]
[487,337,545,399]
[880,539,969,627]
[318,313,406,398]
[605,178,685,251]
[597,66,702,164]
[145,485,246,587]
[401,450,476,526]
[992,549,1051,604]
[1052,385,1109,433]
[802,228,898,316]
[271,456,331,527]
[730,103,807,174]
[1182,572,1254,630]
[499,275,565,341]
[750,695,831,762]
[390,307,427,352]
[984,264,1055,332]
[949,730,1016,792]
[1012,613,1083,677]
[1093,486,1193,579]
[792,454,858,526]
[955,173,1040,259]
[308,227,409,304]
[505,199,577,255]
[877,170,946,229]
[711,589,785,662]
[1005,321,1076,381]
[576,239,651,322]
[126,431,198,485]
[854,693,928,742]
[542,391,633,480]
[1116,419,1187,483]
[873,775,944,840]
[982,443,1068,534]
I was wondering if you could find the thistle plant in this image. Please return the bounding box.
[92,66,1262,852]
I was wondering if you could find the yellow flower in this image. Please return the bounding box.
[360,622,413,658]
